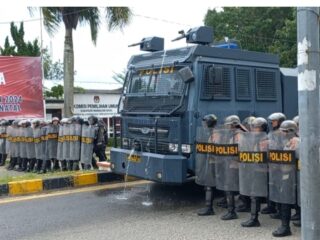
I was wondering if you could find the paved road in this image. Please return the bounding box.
[0,182,300,240]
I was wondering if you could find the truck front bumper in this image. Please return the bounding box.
[110,148,187,184]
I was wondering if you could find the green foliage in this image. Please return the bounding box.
[42,49,64,80]
[204,7,297,67]
[44,84,64,99]
[0,22,40,56]
[0,22,64,79]
[44,84,85,99]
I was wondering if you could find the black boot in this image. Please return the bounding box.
[261,200,277,214]
[272,204,292,237]
[241,197,261,227]
[293,220,301,227]
[61,160,67,171]
[72,161,80,171]
[67,160,74,171]
[53,159,60,171]
[291,205,300,221]
[28,159,36,172]
[35,159,43,173]
[221,192,238,220]
[7,157,17,170]
[22,158,29,172]
[198,187,214,216]
[0,155,3,166]
[3,154,8,166]
[92,158,98,170]
[16,157,23,171]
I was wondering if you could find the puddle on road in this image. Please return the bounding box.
[95,182,210,211]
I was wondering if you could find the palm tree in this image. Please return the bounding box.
[35,7,132,117]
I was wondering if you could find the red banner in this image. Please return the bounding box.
[0,56,44,119]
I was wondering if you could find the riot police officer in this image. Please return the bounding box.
[80,120,96,170]
[236,116,257,212]
[240,117,269,227]
[292,115,300,227]
[7,120,19,170]
[88,116,107,168]
[196,114,218,216]
[49,117,60,171]
[269,120,299,237]
[216,115,246,220]
[0,119,8,166]
[69,116,82,171]
[261,112,286,215]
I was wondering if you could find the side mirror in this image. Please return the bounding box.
[178,66,194,83]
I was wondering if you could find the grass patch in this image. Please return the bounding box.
[0,170,98,185]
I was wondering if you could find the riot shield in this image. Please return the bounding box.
[214,128,240,192]
[25,127,35,159]
[63,124,71,161]
[5,126,10,155]
[297,159,300,207]
[21,127,28,159]
[33,127,42,160]
[70,123,81,161]
[195,126,216,187]
[8,126,18,158]
[56,125,64,161]
[80,125,96,165]
[0,126,6,155]
[47,124,59,159]
[41,126,49,161]
[238,132,268,197]
[268,132,297,205]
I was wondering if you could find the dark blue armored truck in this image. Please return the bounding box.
[110,26,298,184]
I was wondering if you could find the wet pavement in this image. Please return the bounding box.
[0,182,301,240]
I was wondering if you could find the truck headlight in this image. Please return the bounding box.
[122,138,129,147]
[181,144,191,153]
[169,144,191,153]
[169,143,178,152]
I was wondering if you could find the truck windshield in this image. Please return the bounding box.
[128,68,184,95]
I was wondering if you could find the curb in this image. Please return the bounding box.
[0,171,123,197]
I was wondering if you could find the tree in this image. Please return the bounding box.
[42,49,64,80]
[204,7,296,67]
[44,84,85,99]
[0,22,40,56]
[35,7,132,117]
[0,22,64,79]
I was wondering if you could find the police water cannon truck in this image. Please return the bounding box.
[110,26,298,184]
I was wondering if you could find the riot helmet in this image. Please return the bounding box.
[242,116,256,131]
[52,117,60,125]
[292,116,299,127]
[224,115,240,127]
[88,115,98,125]
[25,120,31,127]
[32,119,41,128]
[251,117,268,133]
[202,114,218,128]
[268,112,286,130]
[279,120,298,139]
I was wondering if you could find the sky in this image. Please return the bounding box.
[0,5,219,90]
[0,1,314,90]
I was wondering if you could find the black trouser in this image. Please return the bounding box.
[250,197,261,219]
[28,158,36,171]
[226,191,236,213]
[94,144,106,162]
[52,159,60,170]
[280,203,291,227]
[0,154,6,166]
[35,159,43,172]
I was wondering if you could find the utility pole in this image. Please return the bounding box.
[297,7,320,239]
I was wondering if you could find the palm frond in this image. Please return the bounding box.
[78,7,100,45]
[41,7,62,36]
[105,7,132,31]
